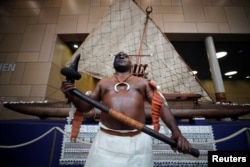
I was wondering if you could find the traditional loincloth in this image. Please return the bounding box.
[84,122,153,167]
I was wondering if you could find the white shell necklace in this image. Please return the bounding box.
[114,73,132,93]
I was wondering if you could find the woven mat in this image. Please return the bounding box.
[60,125,215,166]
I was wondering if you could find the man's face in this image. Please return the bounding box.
[113,52,132,72]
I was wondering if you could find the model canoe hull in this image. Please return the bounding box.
[3,101,250,119]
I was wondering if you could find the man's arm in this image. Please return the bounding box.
[160,104,191,153]
[160,105,181,136]
[144,80,191,153]
[61,80,101,142]
[61,80,101,112]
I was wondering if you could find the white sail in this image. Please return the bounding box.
[68,0,212,101]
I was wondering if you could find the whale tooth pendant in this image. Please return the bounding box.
[114,74,132,93]
[114,82,130,93]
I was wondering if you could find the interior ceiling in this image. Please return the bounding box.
[59,33,250,80]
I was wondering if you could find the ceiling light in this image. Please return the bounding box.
[73,44,79,48]
[216,51,227,59]
[224,71,237,76]
[190,71,198,75]
[246,76,250,79]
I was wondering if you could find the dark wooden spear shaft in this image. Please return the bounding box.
[70,88,200,157]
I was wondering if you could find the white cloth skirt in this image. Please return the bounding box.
[84,125,153,167]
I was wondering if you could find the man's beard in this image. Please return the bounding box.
[113,64,130,72]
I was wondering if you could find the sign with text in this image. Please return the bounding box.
[208,151,249,167]
[0,63,16,72]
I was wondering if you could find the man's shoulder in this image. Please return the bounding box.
[100,75,149,84]
[100,76,113,81]
[131,75,150,85]
[132,75,146,81]
[98,76,113,85]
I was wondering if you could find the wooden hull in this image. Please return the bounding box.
[3,101,250,119]
[170,104,250,119]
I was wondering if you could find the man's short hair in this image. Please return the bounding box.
[114,52,129,58]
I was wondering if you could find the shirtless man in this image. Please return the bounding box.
[61,52,191,167]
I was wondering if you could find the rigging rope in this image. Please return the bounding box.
[192,127,250,145]
[0,127,90,149]
[136,6,152,64]
[0,126,249,149]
